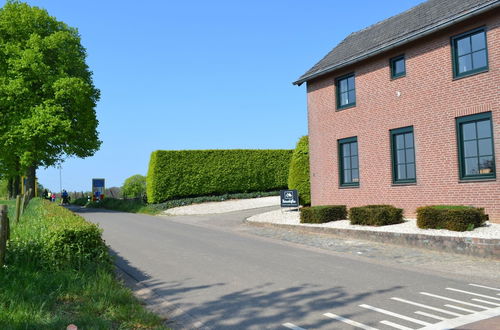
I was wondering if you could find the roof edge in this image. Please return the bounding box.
[293,1,500,86]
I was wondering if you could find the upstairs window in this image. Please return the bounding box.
[390,55,406,79]
[336,73,355,109]
[456,112,496,180]
[338,137,359,187]
[452,28,488,78]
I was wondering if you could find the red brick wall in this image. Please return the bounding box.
[306,13,500,222]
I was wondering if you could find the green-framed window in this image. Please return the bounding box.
[336,73,355,110]
[451,27,488,78]
[390,55,406,79]
[456,112,496,180]
[390,126,416,184]
[338,137,359,187]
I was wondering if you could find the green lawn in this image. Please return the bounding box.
[0,198,167,329]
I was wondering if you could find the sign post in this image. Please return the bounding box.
[92,178,105,201]
[280,189,299,211]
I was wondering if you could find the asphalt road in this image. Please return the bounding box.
[75,207,500,330]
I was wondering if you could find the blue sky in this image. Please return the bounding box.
[20,0,424,192]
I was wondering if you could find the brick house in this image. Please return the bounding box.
[294,0,500,222]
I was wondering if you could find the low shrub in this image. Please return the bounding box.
[300,205,347,224]
[349,205,404,226]
[416,205,487,231]
[72,196,89,206]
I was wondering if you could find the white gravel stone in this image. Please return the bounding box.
[163,196,280,215]
[247,209,500,239]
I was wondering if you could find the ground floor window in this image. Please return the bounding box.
[456,112,496,180]
[338,136,359,187]
[390,126,416,184]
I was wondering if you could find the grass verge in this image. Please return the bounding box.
[0,198,167,329]
[82,190,281,215]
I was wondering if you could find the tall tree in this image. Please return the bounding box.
[0,1,101,195]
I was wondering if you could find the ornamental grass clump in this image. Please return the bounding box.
[416,205,487,231]
[300,205,347,224]
[349,205,404,226]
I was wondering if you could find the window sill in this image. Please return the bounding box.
[336,104,356,112]
[458,177,496,183]
[339,184,360,189]
[391,182,417,187]
[452,68,489,81]
[390,74,406,80]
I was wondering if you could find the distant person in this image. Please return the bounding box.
[62,190,69,205]
[43,189,48,200]
[51,193,56,202]
[47,190,52,200]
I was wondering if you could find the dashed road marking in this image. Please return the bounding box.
[379,320,414,330]
[472,298,500,307]
[359,304,432,326]
[414,311,447,321]
[420,292,490,309]
[469,283,500,292]
[446,287,500,301]
[390,297,463,317]
[418,306,500,330]
[323,312,379,330]
[282,322,306,330]
[445,304,478,313]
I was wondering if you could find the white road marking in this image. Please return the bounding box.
[472,298,500,307]
[446,287,500,301]
[420,292,490,309]
[390,297,463,317]
[379,320,414,330]
[282,323,306,330]
[418,306,500,330]
[323,313,379,330]
[445,304,478,313]
[414,311,447,321]
[359,304,431,326]
[469,283,500,292]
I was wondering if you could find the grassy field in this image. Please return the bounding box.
[78,190,281,215]
[0,198,167,329]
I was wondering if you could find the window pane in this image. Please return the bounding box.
[477,120,491,138]
[462,122,476,140]
[340,92,349,106]
[344,169,351,183]
[458,54,472,73]
[397,149,406,163]
[340,79,348,92]
[348,90,356,104]
[343,156,351,169]
[478,139,492,156]
[351,169,359,182]
[347,76,355,90]
[342,143,350,157]
[472,50,487,69]
[406,148,415,163]
[464,140,478,157]
[404,133,414,148]
[395,58,405,74]
[351,156,358,169]
[471,32,486,51]
[350,142,358,156]
[406,163,416,179]
[479,156,494,173]
[396,135,405,149]
[465,157,479,175]
[397,165,406,180]
[456,37,471,56]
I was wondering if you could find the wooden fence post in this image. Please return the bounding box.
[0,205,8,267]
[20,194,26,216]
[15,195,21,224]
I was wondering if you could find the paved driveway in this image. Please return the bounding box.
[75,207,500,330]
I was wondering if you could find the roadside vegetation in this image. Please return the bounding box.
[77,190,281,215]
[0,198,166,329]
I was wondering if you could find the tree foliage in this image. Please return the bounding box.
[288,136,311,206]
[122,175,146,199]
[0,1,100,192]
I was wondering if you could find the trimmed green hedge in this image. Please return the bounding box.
[300,205,347,224]
[288,136,311,206]
[416,205,487,231]
[147,149,292,203]
[349,205,404,226]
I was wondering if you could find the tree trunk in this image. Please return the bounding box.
[7,177,14,199]
[25,165,36,199]
[8,175,20,199]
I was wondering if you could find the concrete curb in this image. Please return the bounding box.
[244,220,500,260]
[114,265,211,330]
